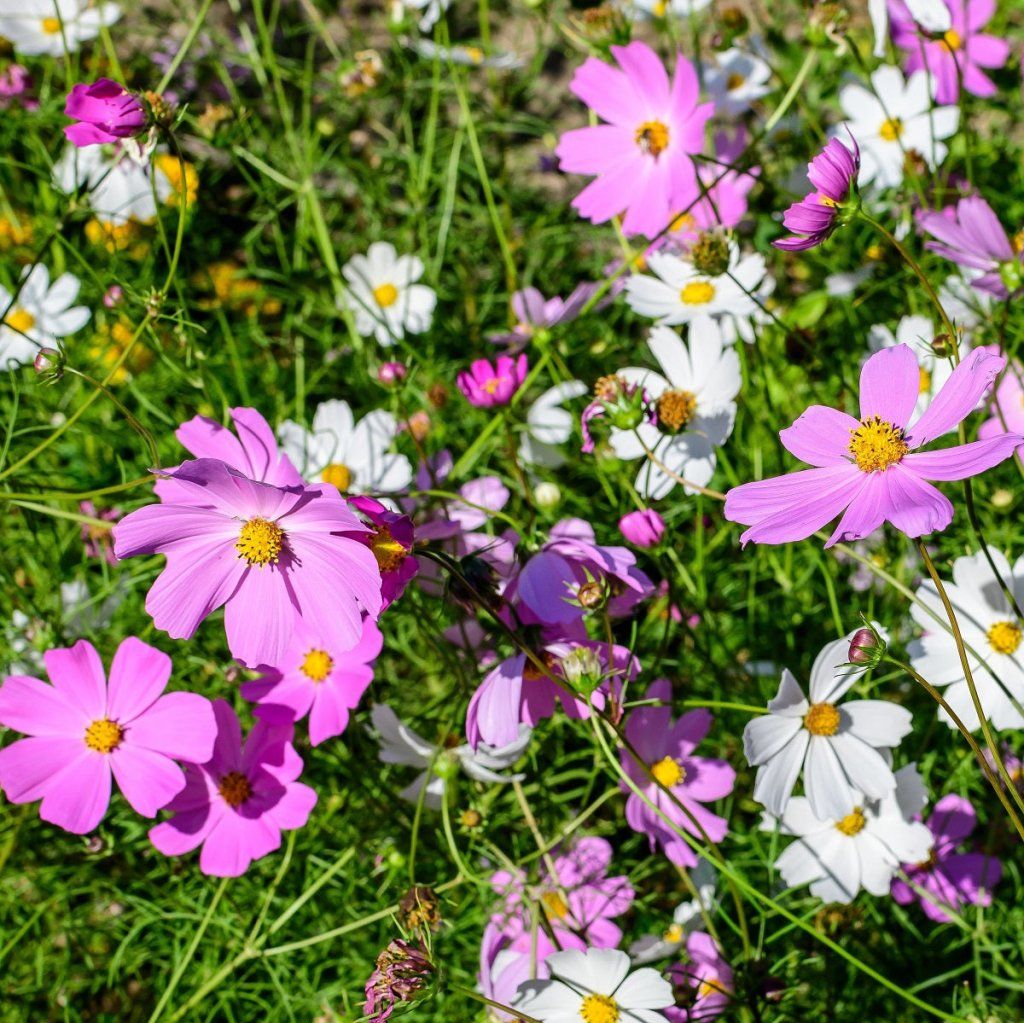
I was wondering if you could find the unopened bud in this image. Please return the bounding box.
[34,347,64,380]
[459,807,482,828]
[377,360,407,385]
[560,646,602,689]
[103,285,124,309]
[577,578,606,611]
[534,481,561,509]
[848,626,884,667]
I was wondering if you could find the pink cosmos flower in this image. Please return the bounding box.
[666,932,734,1022]
[113,458,382,668]
[891,0,1010,104]
[891,794,1002,922]
[621,679,735,868]
[149,700,317,877]
[619,508,666,547]
[488,284,602,350]
[724,345,1021,547]
[774,137,860,251]
[557,41,714,239]
[377,360,407,384]
[0,64,34,107]
[978,355,1024,456]
[0,638,216,835]
[456,354,528,407]
[348,496,418,611]
[479,923,552,1023]
[79,500,120,564]
[64,79,147,147]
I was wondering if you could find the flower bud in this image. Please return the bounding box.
[34,347,64,380]
[619,508,665,548]
[534,481,561,509]
[847,626,885,667]
[103,285,124,309]
[560,646,602,690]
[576,577,607,611]
[64,79,147,148]
[377,360,407,385]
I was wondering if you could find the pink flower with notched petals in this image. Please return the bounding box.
[666,932,734,1021]
[891,0,1010,105]
[488,283,603,350]
[557,41,714,239]
[457,354,528,407]
[113,458,382,669]
[621,679,735,868]
[0,638,216,835]
[724,344,1021,548]
[149,700,317,877]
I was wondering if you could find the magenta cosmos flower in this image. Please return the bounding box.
[457,353,528,408]
[149,700,317,877]
[724,345,1021,547]
[113,458,382,668]
[621,679,735,868]
[241,616,383,745]
[891,0,1010,104]
[891,793,1002,922]
[348,495,419,610]
[666,932,734,1022]
[557,41,714,239]
[978,353,1024,456]
[0,638,216,834]
[774,137,860,251]
[64,79,147,147]
[619,508,666,547]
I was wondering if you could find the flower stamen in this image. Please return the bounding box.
[84,718,123,753]
[236,517,284,566]
[301,648,334,682]
[848,416,909,472]
[650,755,685,787]
[836,808,866,836]
[987,620,1022,655]
[635,120,670,158]
[803,702,840,736]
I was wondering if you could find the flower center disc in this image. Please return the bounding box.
[803,702,840,736]
[301,648,334,682]
[540,890,570,919]
[680,281,716,306]
[879,117,904,141]
[236,517,284,566]
[4,308,35,334]
[373,282,399,308]
[656,389,698,432]
[726,72,745,91]
[943,28,961,50]
[650,755,685,787]
[218,771,253,808]
[321,462,352,491]
[84,717,123,753]
[848,416,909,472]
[634,120,670,158]
[987,620,1022,655]
[371,525,407,572]
[836,808,866,836]
[580,993,619,1023]
[41,16,62,33]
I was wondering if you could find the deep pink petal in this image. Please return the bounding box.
[859,344,921,428]
[149,804,220,856]
[780,406,860,466]
[611,41,671,110]
[568,57,642,127]
[199,813,280,877]
[39,753,111,834]
[0,735,85,802]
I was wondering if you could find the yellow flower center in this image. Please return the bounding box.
[836,808,866,836]
[803,702,840,736]
[726,72,746,91]
[4,307,35,334]
[463,45,485,63]
[373,282,399,308]
[987,620,1022,656]
[652,0,667,14]
[879,118,904,141]
[84,718,123,753]
[848,416,909,473]
[698,977,730,999]
[236,517,284,566]
[41,16,62,33]
[918,367,932,394]
[943,28,961,50]
[650,755,685,788]
[321,462,352,491]
[656,389,698,432]
[680,281,716,306]
[635,120,670,158]
[300,648,334,682]
[370,525,407,572]
[670,212,696,234]
[662,922,684,943]
[218,771,252,808]
[540,890,570,919]
[580,994,619,1023]
[818,194,839,207]
[865,243,885,261]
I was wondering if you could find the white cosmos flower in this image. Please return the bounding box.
[625,0,712,19]
[610,318,740,500]
[0,264,90,368]
[515,948,674,1023]
[342,241,436,346]
[629,859,717,965]
[868,0,950,57]
[768,764,933,904]
[371,703,529,809]
[704,47,772,117]
[909,548,1024,731]
[839,66,958,189]
[520,379,588,468]
[278,399,412,495]
[743,626,911,821]
[0,0,121,56]
[407,38,524,69]
[391,0,449,31]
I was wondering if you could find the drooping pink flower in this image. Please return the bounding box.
[113,459,382,668]
[557,41,714,239]
[978,354,1024,456]
[891,794,1002,922]
[79,500,120,564]
[456,353,528,407]
[774,137,860,251]
[619,508,666,547]
[149,700,317,877]
[348,496,419,611]
[64,79,147,147]
[621,679,735,868]
[666,932,734,1021]
[891,0,1010,104]
[724,344,1021,547]
[0,638,217,834]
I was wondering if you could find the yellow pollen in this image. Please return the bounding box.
[321,462,352,491]
[662,922,684,943]
[848,416,909,473]
[865,243,885,261]
[836,808,866,836]
[580,993,619,1023]
[84,718,123,754]
[699,977,729,999]
[650,755,685,788]
[879,117,904,141]
[818,194,839,207]
[670,212,696,234]
[919,367,932,394]
[987,620,1022,656]
[635,120,670,158]
[218,771,252,808]
[726,72,745,91]
[463,45,485,63]
[370,525,406,573]
[540,890,570,919]
[943,28,961,50]
[483,377,501,394]
[656,389,698,432]
[652,0,667,14]
[4,308,35,334]
[41,16,62,33]
[680,281,716,306]
[236,517,284,566]
[803,702,840,736]
[300,648,334,682]
[373,282,399,308]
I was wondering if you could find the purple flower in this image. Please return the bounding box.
[377,360,407,384]
[479,923,552,1022]
[891,794,1002,922]
[79,500,120,565]
[64,79,147,147]
[488,284,602,350]
[621,679,735,868]
[149,700,317,877]
[666,932,734,1022]
[619,508,666,548]
[348,495,419,611]
[724,344,1022,547]
[0,64,33,105]
[456,353,528,407]
[774,137,860,252]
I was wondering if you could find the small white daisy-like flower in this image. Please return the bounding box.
[0,0,121,56]
[391,0,450,31]
[0,264,90,368]
[909,547,1024,731]
[278,399,412,495]
[767,764,933,904]
[625,0,712,20]
[342,241,436,346]
[610,318,740,500]
[703,47,773,117]
[520,379,588,468]
[839,66,959,189]
[629,859,717,965]
[407,38,524,69]
[515,947,674,1023]
[744,626,911,821]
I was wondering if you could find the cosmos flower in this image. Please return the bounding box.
[869,0,950,56]
[703,46,772,117]
[0,0,121,56]
[479,924,553,1023]
[666,932,734,1022]
[619,508,666,547]
[724,344,1021,547]
[364,938,435,1023]
[519,380,589,468]
[0,263,90,368]
[628,859,717,965]
[978,355,1024,457]
[64,78,146,147]
[457,353,528,407]
[348,495,419,610]
[488,285,601,351]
